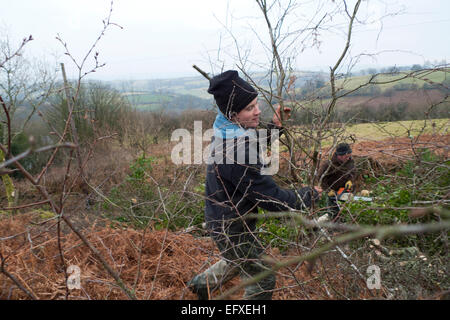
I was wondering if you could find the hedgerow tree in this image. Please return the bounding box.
[0,1,139,300]
[0,31,58,206]
[0,31,57,146]
[46,82,131,147]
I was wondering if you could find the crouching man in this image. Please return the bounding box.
[317,142,355,222]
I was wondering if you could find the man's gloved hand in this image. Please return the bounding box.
[327,190,336,197]
[345,180,353,190]
[297,186,320,208]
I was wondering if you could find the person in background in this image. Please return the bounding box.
[317,142,355,222]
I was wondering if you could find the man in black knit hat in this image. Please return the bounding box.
[187,70,320,300]
[317,142,355,222]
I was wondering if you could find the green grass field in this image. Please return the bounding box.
[288,118,449,149]
[345,118,449,140]
[123,93,172,104]
[335,69,448,92]
[122,92,173,111]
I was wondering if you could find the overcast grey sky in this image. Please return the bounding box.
[2,0,449,80]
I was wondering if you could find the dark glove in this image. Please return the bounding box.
[296,186,319,208]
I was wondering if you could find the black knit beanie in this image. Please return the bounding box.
[207,70,258,119]
[336,143,352,155]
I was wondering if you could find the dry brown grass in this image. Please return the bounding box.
[0,212,384,300]
[0,212,216,299]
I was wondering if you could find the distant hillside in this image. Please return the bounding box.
[333,69,449,93]
[105,68,448,113]
[109,70,328,97]
[121,90,213,112]
[108,70,328,111]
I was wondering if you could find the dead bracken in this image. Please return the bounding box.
[0,212,384,300]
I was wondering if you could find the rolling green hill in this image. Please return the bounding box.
[334,69,448,92]
[122,91,213,111]
[110,67,448,113]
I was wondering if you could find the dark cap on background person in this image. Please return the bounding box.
[207,70,258,119]
[335,143,352,155]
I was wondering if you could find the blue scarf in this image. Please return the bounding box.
[213,112,247,139]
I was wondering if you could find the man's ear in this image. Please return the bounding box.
[230,112,237,122]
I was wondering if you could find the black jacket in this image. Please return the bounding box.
[205,125,317,244]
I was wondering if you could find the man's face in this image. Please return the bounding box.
[337,153,351,163]
[232,97,261,128]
